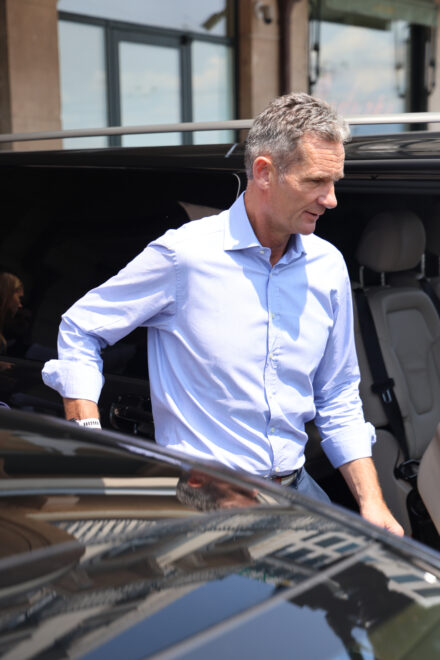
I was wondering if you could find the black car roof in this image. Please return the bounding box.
[1,131,440,172]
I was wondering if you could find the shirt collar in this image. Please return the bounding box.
[224,193,260,251]
[224,192,307,260]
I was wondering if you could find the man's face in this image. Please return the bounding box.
[9,287,23,317]
[268,134,345,236]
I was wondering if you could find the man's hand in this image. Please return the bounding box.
[339,457,404,537]
[359,499,405,536]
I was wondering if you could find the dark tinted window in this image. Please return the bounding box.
[0,162,239,379]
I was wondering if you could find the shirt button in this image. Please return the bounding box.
[259,249,265,254]
[275,466,280,473]
[271,427,275,433]
[271,313,275,319]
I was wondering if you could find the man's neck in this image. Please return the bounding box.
[244,187,290,266]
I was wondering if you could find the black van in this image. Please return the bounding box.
[2,128,440,546]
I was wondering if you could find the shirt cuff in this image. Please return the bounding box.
[42,359,104,403]
[320,422,376,468]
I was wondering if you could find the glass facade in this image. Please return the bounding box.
[192,41,234,144]
[119,41,181,147]
[57,1,236,147]
[58,20,108,148]
[58,0,233,37]
[309,0,438,134]
[57,0,438,145]
[310,20,407,134]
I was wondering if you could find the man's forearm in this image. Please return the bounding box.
[339,457,404,536]
[63,397,100,421]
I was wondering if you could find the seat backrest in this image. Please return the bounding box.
[423,212,440,298]
[355,211,440,461]
[418,424,440,534]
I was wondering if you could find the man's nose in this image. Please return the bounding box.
[319,184,337,209]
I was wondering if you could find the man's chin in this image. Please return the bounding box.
[301,211,321,231]
[299,220,318,235]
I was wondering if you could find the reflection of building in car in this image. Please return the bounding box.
[2,486,440,657]
[1,409,440,658]
[176,471,262,511]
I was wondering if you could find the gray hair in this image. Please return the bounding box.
[176,474,222,511]
[244,92,350,179]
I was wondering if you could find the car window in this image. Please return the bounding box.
[0,163,238,379]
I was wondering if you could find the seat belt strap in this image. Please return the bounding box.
[354,288,410,461]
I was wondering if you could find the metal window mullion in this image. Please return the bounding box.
[114,29,180,49]
[232,0,239,141]
[58,11,107,28]
[181,37,193,146]
[106,24,121,147]
[59,11,233,46]
[408,24,429,128]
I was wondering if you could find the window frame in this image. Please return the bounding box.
[58,9,238,146]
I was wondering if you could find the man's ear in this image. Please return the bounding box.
[188,475,204,488]
[252,156,274,190]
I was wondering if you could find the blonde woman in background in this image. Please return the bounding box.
[0,272,23,354]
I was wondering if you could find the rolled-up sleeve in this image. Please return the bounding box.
[42,242,177,402]
[313,261,375,468]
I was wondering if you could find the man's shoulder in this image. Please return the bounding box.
[301,234,348,288]
[151,209,228,252]
[302,232,344,262]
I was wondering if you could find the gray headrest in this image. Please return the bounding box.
[356,211,425,273]
[423,212,440,257]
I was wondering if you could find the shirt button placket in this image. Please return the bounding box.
[266,266,278,446]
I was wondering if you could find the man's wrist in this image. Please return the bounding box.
[68,417,102,429]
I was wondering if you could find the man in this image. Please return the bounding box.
[42,93,403,535]
[176,471,262,511]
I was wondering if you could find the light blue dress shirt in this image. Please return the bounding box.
[42,193,374,476]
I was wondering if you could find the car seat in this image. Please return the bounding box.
[354,210,440,538]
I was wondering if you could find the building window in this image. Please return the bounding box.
[118,38,182,147]
[57,1,236,147]
[192,41,235,144]
[58,20,108,149]
[309,0,438,134]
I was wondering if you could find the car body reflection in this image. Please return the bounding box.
[0,410,440,659]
